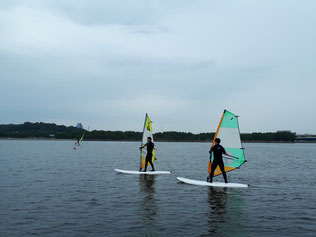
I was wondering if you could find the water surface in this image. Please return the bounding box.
[1,141,315,236]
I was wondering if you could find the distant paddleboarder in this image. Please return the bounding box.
[139,137,155,172]
[208,138,228,183]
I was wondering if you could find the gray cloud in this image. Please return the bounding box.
[0,0,315,133]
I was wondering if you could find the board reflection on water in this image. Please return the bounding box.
[138,175,158,236]
[206,187,246,237]
[139,175,157,216]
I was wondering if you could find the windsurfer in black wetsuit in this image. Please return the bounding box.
[207,138,228,183]
[139,137,155,172]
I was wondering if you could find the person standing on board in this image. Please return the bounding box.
[207,138,228,183]
[139,137,155,172]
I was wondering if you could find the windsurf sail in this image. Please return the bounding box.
[207,110,246,177]
[139,114,156,171]
[79,131,85,145]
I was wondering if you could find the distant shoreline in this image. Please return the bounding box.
[2,122,309,142]
[0,138,314,143]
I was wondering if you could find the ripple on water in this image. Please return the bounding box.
[0,141,316,237]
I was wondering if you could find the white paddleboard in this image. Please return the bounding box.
[177,177,249,188]
[115,169,171,175]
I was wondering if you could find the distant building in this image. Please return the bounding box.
[76,123,83,129]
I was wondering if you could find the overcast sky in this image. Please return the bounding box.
[0,0,315,134]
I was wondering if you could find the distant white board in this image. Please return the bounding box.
[115,169,171,175]
[177,177,249,188]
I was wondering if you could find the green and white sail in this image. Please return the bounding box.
[208,110,246,176]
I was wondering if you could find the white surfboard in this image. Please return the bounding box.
[115,169,171,175]
[177,177,249,188]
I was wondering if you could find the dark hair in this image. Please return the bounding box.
[215,138,221,143]
[147,137,152,141]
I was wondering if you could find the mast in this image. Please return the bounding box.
[139,113,148,171]
[207,109,226,174]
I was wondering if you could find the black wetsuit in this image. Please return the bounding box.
[209,144,227,183]
[144,142,155,171]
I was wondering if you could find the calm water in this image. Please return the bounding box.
[0,141,315,237]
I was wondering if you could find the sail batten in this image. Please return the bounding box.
[208,110,246,176]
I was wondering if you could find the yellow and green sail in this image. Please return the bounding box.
[139,114,156,170]
[208,110,246,176]
[79,131,85,145]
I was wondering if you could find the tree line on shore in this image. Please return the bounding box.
[0,122,297,142]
